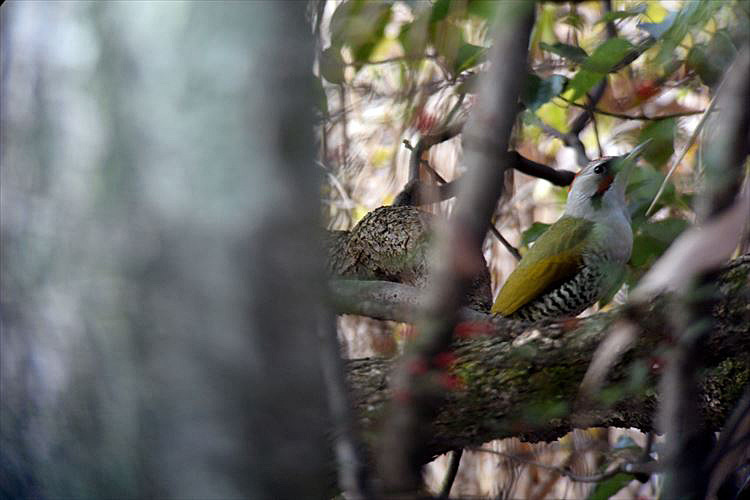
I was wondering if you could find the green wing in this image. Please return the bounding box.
[492,216,594,315]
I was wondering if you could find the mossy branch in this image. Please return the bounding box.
[340,256,750,462]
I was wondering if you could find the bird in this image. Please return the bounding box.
[491,142,650,322]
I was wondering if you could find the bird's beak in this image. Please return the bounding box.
[623,138,652,163]
[613,138,652,182]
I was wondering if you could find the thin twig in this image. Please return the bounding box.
[490,222,522,261]
[556,96,707,121]
[706,387,750,496]
[407,124,465,182]
[346,54,438,67]
[590,100,603,158]
[570,0,613,139]
[439,449,463,499]
[603,0,618,39]
[338,84,350,168]
[569,80,606,136]
[641,432,655,462]
[318,161,356,209]
[444,93,466,126]
[468,447,626,484]
[538,120,589,165]
[645,72,728,216]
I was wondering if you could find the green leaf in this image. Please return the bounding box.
[561,13,584,31]
[454,43,487,73]
[630,234,664,268]
[530,4,557,51]
[330,0,392,64]
[568,38,634,100]
[600,4,647,23]
[520,108,543,126]
[598,262,627,307]
[353,41,377,65]
[467,0,498,20]
[567,70,606,101]
[637,118,675,168]
[431,21,464,73]
[631,218,688,268]
[456,72,480,94]
[522,74,567,111]
[524,400,569,425]
[540,42,588,63]
[624,361,650,394]
[587,473,635,500]
[582,38,635,73]
[537,101,568,132]
[687,31,737,87]
[319,46,346,84]
[627,165,676,224]
[399,10,430,58]
[521,222,551,247]
[642,1,723,65]
[430,0,451,23]
[598,384,627,407]
[687,45,713,85]
[641,218,689,242]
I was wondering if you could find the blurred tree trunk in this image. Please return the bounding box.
[1,2,333,498]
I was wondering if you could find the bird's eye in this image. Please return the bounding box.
[594,164,605,174]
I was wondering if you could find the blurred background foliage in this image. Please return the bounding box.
[315,0,748,497]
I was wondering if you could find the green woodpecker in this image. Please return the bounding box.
[492,143,649,321]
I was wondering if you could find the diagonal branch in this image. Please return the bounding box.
[652,46,750,500]
[394,151,575,207]
[557,96,707,121]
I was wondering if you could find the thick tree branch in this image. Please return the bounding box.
[509,151,576,186]
[330,279,495,325]
[343,256,750,463]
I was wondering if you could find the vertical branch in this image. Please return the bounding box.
[438,449,463,499]
[339,84,350,167]
[317,312,374,499]
[566,0,615,162]
[658,47,750,500]
[377,3,535,494]
[590,106,602,158]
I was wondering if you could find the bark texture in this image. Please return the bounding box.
[327,206,492,312]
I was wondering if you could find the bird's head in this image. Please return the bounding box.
[565,140,651,219]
